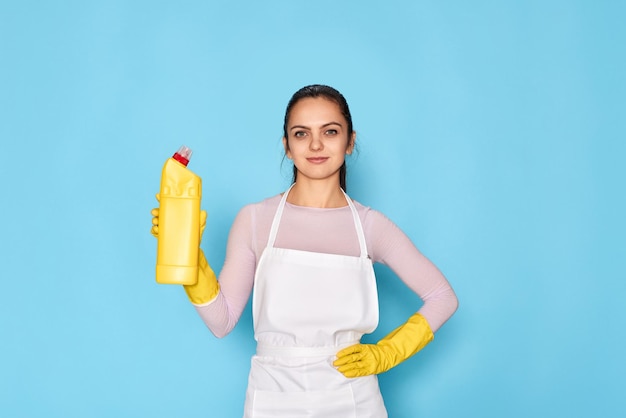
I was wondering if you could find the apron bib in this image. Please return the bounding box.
[244,186,387,418]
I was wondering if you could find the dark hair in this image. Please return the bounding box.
[282,84,354,191]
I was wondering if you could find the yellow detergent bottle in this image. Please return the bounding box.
[156,145,202,285]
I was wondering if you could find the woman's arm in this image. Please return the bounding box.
[193,205,258,338]
[366,210,458,332]
[333,208,458,377]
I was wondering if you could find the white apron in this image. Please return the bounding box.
[244,186,388,418]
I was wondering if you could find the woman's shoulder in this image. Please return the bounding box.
[351,199,400,232]
[250,193,282,209]
[229,193,282,235]
[236,193,282,219]
[352,199,385,221]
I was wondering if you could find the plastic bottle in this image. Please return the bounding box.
[156,145,202,285]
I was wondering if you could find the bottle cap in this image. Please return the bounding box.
[172,145,193,166]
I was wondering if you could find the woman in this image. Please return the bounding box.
[152,85,458,417]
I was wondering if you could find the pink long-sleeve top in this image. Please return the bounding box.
[195,193,458,338]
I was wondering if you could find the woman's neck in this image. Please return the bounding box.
[286,180,348,208]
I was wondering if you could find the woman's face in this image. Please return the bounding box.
[283,97,355,185]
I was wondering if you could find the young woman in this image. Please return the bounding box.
[152,85,458,417]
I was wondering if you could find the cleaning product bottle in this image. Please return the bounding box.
[156,145,202,285]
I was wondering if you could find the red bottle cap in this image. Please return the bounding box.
[172,145,192,166]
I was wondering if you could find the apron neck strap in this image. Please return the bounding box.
[266,184,294,248]
[340,188,369,258]
[266,184,369,258]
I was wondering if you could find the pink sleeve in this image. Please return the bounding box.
[365,210,458,332]
[193,205,257,338]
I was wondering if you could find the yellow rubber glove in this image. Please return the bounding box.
[151,198,219,305]
[183,248,220,305]
[333,312,434,378]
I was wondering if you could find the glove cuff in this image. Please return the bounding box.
[183,249,219,305]
[376,312,434,370]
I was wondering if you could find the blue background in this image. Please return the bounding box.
[1,1,624,417]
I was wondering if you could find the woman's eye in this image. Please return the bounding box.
[325,129,338,135]
[294,131,307,138]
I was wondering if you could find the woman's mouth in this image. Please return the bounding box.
[307,157,329,164]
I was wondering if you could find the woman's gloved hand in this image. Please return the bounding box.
[333,312,434,378]
[151,194,207,240]
[151,195,219,305]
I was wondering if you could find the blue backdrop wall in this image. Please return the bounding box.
[1,1,624,417]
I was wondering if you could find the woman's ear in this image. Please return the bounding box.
[282,137,292,159]
[346,131,356,155]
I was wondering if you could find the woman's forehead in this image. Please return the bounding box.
[288,97,345,126]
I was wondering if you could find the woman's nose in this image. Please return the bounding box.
[309,135,323,151]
